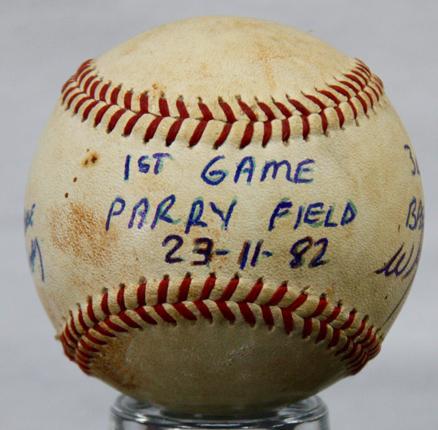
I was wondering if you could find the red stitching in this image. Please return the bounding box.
[328,328,340,348]
[123,113,144,136]
[89,79,100,99]
[287,97,311,116]
[244,279,263,302]
[174,303,197,321]
[86,332,106,346]
[257,101,276,121]
[281,119,291,142]
[83,76,95,93]
[77,307,88,331]
[77,68,92,86]
[61,59,384,146]
[238,98,258,121]
[157,277,169,304]
[136,307,157,325]
[217,301,236,322]
[220,277,240,301]
[301,116,310,140]
[117,285,126,311]
[139,93,149,112]
[266,283,288,305]
[261,304,274,327]
[76,348,92,361]
[282,307,294,334]
[273,100,292,118]
[289,292,308,312]
[107,108,126,133]
[240,123,254,148]
[76,59,92,74]
[66,91,81,110]
[60,276,382,378]
[61,78,75,94]
[198,100,214,121]
[344,73,365,90]
[200,274,216,299]
[101,290,111,316]
[342,342,359,360]
[99,83,110,102]
[355,59,372,77]
[176,98,190,118]
[79,338,98,353]
[86,298,98,323]
[166,119,184,145]
[304,94,326,110]
[64,325,75,345]
[355,94,369,115]
[69,317,81,339]
[309,295,328,317]
[159,97,170,117]
[302,318,313,338]
[350,317,367,339]
[189,120,208,146]
[316,321,328,343]
[94,324,114,338]
[214,123,232,149]
[325,302,342,324]
[94,105,111,127]
[106,319,127,333]
[262,122,273,146]
[338,79,359,95]
[144,116,163,142]
[374,77,384,95]
[61,86,77,105]
[334,107,345,129]
[110,86,121,105]
[194,300,213,321]
[335,339,352,357]
[83,329,100,344]
[340,309,357,330]
[178,275,191,302]
[82,100,99,121]
[351,69,369,86]
[137,282,147,307]
[119,312,142,329]
[238,302,256,326]
[218,98,237,122]
[304,94,329,135]
[363,89,375,109]
[124,91,133,110]
[73,96,89,114]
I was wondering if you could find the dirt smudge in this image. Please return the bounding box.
[82,151,99,167]
[50,202,117,266]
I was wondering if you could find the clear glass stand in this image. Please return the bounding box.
[110,395,330,430]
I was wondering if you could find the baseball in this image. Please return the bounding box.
[25,16,423,415]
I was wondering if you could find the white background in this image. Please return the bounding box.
[0,1,436,429]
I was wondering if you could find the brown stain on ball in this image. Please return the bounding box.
[151,82,167,95]
[82,151,99,167]
[50,202,117,266]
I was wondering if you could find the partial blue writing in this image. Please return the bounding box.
[124,153,172,181]
[106,195,238,234]
[29,238,45,282]
[268,199,357,231]
[201,156,315,186]
[24,203,36,232]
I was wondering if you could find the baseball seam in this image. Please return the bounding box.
[61,59,384,148]
[59,274,382,377]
